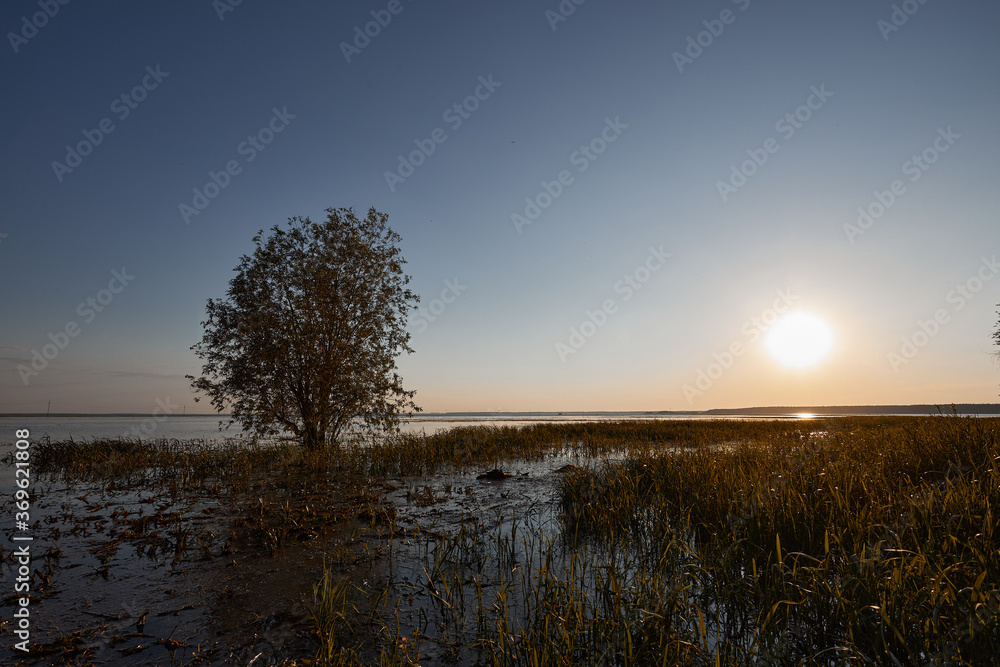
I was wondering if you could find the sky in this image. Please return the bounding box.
[1,0,999,415]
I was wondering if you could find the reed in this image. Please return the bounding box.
[551,415,1000,664]
[333,416,1000,665]
[20,416,1000,664]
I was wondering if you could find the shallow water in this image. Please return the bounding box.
[0,477,230,664]
[0,420,855,663]
[359,448,623,663]
[0,463,386,664]
[0,412,807,444]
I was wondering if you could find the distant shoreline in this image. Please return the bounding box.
[3,404,999,418]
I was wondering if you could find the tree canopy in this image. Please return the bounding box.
[188,207,420,448]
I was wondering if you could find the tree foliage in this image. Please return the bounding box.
[188,207,420,448]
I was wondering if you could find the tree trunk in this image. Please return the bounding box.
[301,422,323,450]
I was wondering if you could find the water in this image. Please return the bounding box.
[0,414,249,443]
[2,412,986,662]
[0,412,796,444]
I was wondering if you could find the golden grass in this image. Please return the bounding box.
[24,416,1000,664]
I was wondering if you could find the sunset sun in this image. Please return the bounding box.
[765,312,834,368]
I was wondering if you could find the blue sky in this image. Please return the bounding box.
[1,0,998,414]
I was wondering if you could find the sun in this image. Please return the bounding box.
[765,312,833,368]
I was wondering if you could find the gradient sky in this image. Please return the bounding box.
[2,0,998,415]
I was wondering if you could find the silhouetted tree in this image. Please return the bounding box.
[188,207,420,448]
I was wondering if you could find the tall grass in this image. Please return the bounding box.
[327,417,1000,665]
[311,560,361,666]
[22,417,1000,664]
[553,416,1000,664]
[28,419,810,486]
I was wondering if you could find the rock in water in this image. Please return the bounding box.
[476,468,513,481]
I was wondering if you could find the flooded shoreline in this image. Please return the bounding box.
[3,417,999,664]
[2,409,982,446]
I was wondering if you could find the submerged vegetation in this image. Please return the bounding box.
[8,416,1000,664]
[553,416,1000,664]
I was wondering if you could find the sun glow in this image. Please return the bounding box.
[765,312,833,368]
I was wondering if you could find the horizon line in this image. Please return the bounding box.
[2,402,1000,418]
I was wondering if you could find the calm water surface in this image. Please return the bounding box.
[0,412,803,443]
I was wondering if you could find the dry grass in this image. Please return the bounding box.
[22,416,1000,665]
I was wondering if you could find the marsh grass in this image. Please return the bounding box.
[319,417,1000,665]
[549,416,1000,664]
[311,560,361,666]
[18,416,1000,665]
[29,419,810,487]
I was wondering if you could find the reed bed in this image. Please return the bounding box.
[28,419,807,486]
[19,416,1000,665]
[534,416,999,664]
[322,416,1000,665]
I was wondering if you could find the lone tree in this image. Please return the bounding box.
[188,207,420,448]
